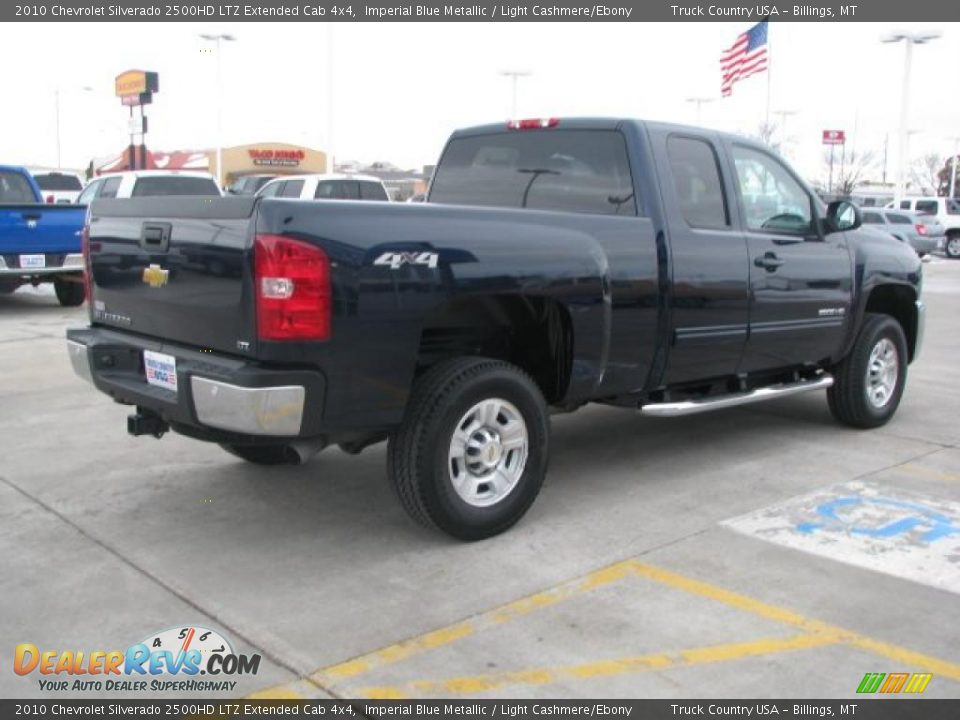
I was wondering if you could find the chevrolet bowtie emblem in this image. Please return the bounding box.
[142,264,169,288]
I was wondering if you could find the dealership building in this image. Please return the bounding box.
[94,142,328,186]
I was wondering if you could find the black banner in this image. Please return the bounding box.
[2,699,959,719]
[4,0,959,23]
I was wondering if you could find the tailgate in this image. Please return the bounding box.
[0,204,85,258]
[88,197,257,355]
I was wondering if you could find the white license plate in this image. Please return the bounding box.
[20,254,45,269]
[144,350,178,393]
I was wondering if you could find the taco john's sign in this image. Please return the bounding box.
[115,70,159,106]
[247,148,306,168]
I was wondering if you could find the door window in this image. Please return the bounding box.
[314,181,337,199]
[279,180,304,198]
[731,146,813,235]
[862,212,885,224]
[667,137,729,229]
[259,181,281,197]
[915,200,938,215]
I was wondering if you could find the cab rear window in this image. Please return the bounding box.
[0,171,36,203]
[131,177,220,197]
[430,130,638,216]
[33,173,83,191]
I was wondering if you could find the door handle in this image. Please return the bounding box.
[754,252,784,270]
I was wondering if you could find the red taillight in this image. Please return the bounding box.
[507,118,560,130]
[46,195,55,204]
[915,224,927,235]
[81,225,92,309]
[254,234,331,341]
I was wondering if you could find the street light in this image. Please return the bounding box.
[685,97,714,125]
[55,86,93,169]
[199,33,237,187]
[499,70,531,118]
[881,30,941,204]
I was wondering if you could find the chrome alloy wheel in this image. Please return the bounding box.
[448,398,529,508]
[947,236,960,258]
[865,338,899,409]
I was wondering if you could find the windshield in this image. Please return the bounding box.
[33,173,83,191]
[0,171,37,203]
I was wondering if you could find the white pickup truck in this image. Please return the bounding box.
[887,196,960,258]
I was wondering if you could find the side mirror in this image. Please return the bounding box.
[826,200,861,233]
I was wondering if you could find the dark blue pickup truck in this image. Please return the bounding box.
[1,165,87,305]
[67,118,924,539]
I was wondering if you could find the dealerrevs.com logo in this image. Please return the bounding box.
[14,626,261,693]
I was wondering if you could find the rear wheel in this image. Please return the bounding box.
[219,443,294,465]
[54,278,85,307]
[827,313,908,428]
[388,357,549,541]
[946,234,960,259]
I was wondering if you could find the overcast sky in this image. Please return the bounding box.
[0,21,955,183]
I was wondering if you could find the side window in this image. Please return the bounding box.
[862,212,884,224]
[77,180,102,204]
[731,145,813,234]
[99,177,121,199]
[667,136,729,229]
[900,200,911,210]
[915,200,938,215]
[314,181,337,199]
[887,214,912,225]
[279,180,303,198]
[259,181,281,198]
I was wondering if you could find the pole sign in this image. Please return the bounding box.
[115,70,159,106]
[823,129,846,145]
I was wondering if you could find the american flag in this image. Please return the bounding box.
[720,20,769,97]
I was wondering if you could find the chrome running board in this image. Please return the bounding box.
[640,375,833,418]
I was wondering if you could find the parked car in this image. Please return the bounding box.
[226,174,278,196]
[68,117,924,540]
[860,208,944,257]
[31,170,85,204]
[886,196,960,258]
[0,165,86,305]
[256,173,390,201]
[77,171,222,202]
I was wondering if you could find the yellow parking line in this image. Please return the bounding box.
[311,559,635,686]
[627,560,960,682]
[356,634,838,698]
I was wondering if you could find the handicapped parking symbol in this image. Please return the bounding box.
[796,495,960,543]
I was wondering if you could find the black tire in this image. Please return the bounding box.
[54,278,85,307]
[219,443,294,465]
[945,234,960,259]
[388,357,549,541]
[827,313,908,429]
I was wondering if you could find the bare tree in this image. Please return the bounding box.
[910,153,941,195]
[750,122,782,154]
[821,147,877,197]
[937,155,960,197]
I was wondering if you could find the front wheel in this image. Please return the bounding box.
[945,234,960,259]
[827,313,908,429]
[388,357,550,541]
[54,278,85,307]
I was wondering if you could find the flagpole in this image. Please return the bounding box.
[765,19,772,130]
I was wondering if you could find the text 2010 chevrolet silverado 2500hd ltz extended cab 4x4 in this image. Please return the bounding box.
[67,118,925,540]
[1,165,87,305]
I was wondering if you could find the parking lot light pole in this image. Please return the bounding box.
[685,97,714,125]
[200,33,236,187]
[55,86,93,169]
[499,70,531,118]
[881,30,941,204]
